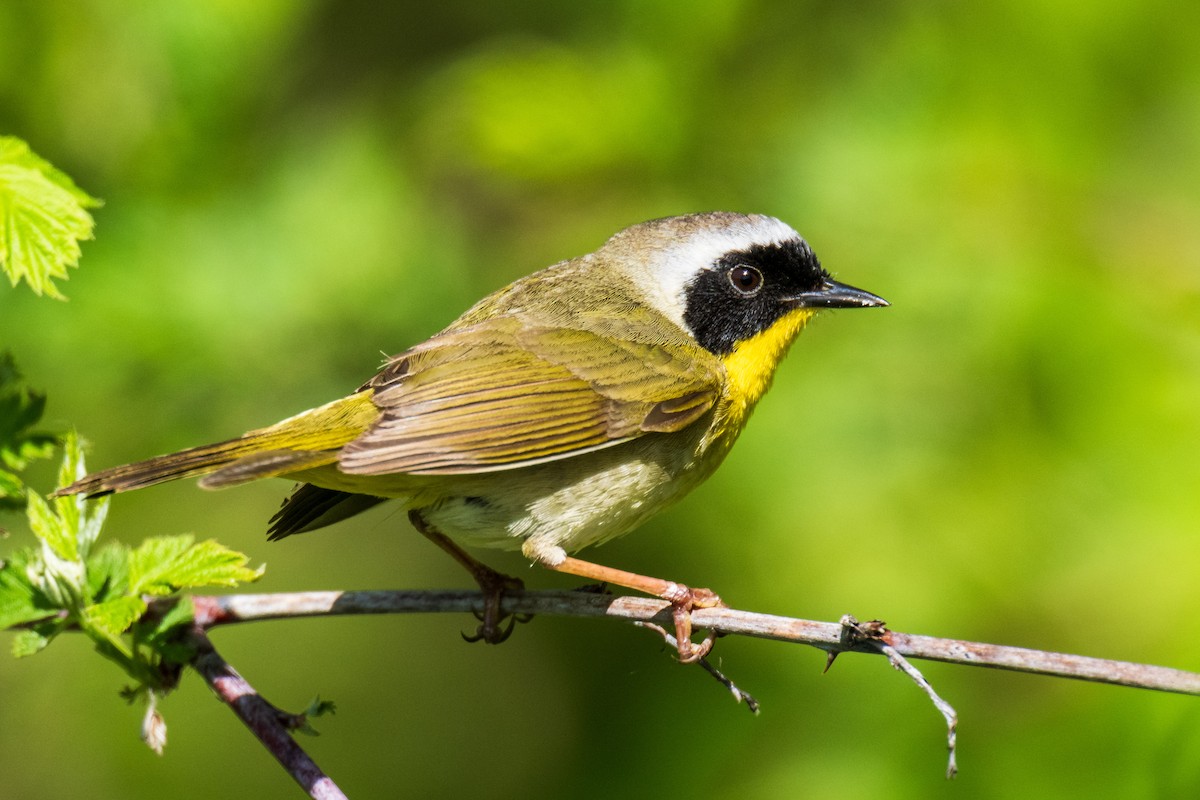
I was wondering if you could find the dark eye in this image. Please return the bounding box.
[727,265,763,296]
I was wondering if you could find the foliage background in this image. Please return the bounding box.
[2,1,1199,797]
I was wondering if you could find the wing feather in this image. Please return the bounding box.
[339,316,720,476]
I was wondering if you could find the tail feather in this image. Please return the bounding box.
[54,392,381,498]
[55,437,276,497]
[268,484,387,539]
[199,449,337,490]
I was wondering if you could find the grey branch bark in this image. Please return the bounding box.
[188,588,1200,696]
[177,587,1200,790]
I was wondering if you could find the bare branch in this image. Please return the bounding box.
[186,627,347,800]
[187,589,1200,696]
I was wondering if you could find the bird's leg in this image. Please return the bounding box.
[539,552,724,664]
[408,511,528,644]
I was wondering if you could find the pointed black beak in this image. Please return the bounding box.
[790,279,889,309]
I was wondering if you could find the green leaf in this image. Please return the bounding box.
[0,470,22,504]
[0,136,101,299]
[15,435,106,610]
[85,542,131,604]
[0,352,60,508]
[26,490,75,561]
[137,595,194,644]
[0,428,262,710]
[11,617,67,657]
[54,432,107,559]
[56,428,87,490]
[129,535,264,597]
[18,434,108,609]
[294,696,337,737]
[83,595,148,642]
[1,433,56,472]
[10,434,106,609]
[127,536,193,597]
[306,696,337,718]
[133,596,197,665]
[0,388,45,455]
[0,548,59,629]
[0,138,98,208]
[11,628,51,657]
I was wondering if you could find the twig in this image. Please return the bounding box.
[836,615,958,778]
[187,589,1200,695]
[634,622,760,712]
[186,627,347,800]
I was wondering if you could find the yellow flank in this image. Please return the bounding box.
[255,390,381,451]
[718,307,816,423]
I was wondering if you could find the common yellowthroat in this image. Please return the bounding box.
[58,212,887,661]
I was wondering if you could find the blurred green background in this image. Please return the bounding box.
[3,1,1200,797]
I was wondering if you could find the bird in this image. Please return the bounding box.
[56,212,887,661]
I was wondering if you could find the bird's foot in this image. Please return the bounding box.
[662,583,725,663]
[461,567,529,645]
[408,510,532,645]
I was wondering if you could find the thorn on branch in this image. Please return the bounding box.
[824,614,888,673]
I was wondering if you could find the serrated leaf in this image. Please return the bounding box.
[26,490,75,561]
[10,617,67,657]
[83,595,147,641]
[86,542,130,604]
[0,137,101,299]
[128,535,193,597]
[53,432,84,548]
[54,432,106,558]
[0,549,58,629]
[0,469,22,507]
[0,138,100,207]
[11,628,50,657]
[73,492,108,560]
[27,542,84,609]
[25,492,86,609]
[130,535,263,597]
[0,353,60,506]
[55,429,86,489]
[160,539,265,589]
[0,388,45,444]
[10,433,56,465]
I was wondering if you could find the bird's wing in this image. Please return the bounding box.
[338,316,721,476]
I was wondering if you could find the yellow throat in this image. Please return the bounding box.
[718,307,816,426]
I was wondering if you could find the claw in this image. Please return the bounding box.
[462,612,519,644]
[469,572,526,645]
[668,586,726,664]
[409,510,534,646]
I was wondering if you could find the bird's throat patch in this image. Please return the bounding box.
[720,307,815,412]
